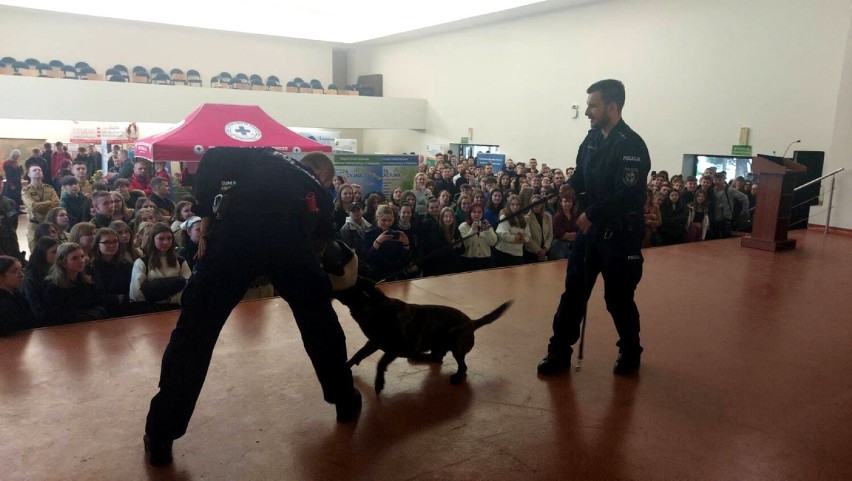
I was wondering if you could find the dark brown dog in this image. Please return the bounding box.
[334,277,513,394]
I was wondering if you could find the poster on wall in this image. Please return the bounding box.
[476,153,506,174]
[380,155,419,195]
[71,121,139,144]
[334,155,383,196]
[334,155,419,197]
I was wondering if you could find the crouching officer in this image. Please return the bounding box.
[144,147,361,467]
[537,79,651,376]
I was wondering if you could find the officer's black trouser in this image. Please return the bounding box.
[146,214,354,441]
[548,225,644,358]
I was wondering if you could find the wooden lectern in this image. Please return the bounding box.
[741,156,807,251]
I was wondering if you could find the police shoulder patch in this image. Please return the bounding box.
[623,155,641,162]
[622,167,639,186]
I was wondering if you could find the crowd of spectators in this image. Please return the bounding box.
[1,145,758,336]
[1,142,196,335]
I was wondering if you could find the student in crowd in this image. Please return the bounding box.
[484,188,505,228]
[361,192,383,225]
[149,177,175,219]
[59,175,86,227]
[90,191,116,229]
[88,228,134,317]
[111,191,133,223]
[494,194,530,267]
[42,242,108,325]
[177,216,202,271]
[129,223,190,306]
[659,189,688,245]
[46,207,70,243]
[110,220,142,262]
[363,204,412,282]
[412,173,432,215]
[524,194,553,263]
[113,178,134,208]
[436,189,453,211]
[458,202,497,272]
[3,150,24,207]
[551,192,579,260]
[422,206,463,276]
[132,207,158,236]
[394,202,421,278]
[33,222,58,246]
[643,189,662,248]
[170,200,195,240]
[332,184,355,231]
[68,222,97,261]
[351,183,363,204]
[339,203,371,259]
[454,194,471,226]
[0,255,34,336]
[687,189,710,242]
[389,187,404,213]
[23,237,59,323]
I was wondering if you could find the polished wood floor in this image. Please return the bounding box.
[2,229,851,481]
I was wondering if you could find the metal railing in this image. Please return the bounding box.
[792,167,845,233]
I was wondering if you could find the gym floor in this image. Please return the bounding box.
[2,229,850,480]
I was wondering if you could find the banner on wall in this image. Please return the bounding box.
[71,121,139,144]
[334,155,419,197]
[475,153,506,174]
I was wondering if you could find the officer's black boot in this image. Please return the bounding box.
[335,388,362,423]
[612,347,643,376]
[537,347,573,376]
[143,434,173,466]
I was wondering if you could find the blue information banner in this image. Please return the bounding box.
[334,155,419,197]
[475,153,506,174]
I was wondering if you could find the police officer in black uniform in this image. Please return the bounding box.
[537,79,651,376]
[144,147,361,466]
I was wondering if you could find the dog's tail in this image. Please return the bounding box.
[473,300,514,330]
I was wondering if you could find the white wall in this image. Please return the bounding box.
[0,5,333,87]
[349,0,852,228]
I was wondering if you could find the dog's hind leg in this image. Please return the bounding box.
[347,341,380,367]
[449,350,468,385]
[374,352,398,394]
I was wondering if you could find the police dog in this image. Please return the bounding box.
[334,277,513,394]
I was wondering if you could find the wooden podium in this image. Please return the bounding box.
[741,156,807,251]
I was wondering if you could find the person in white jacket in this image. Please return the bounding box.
[458,202,498,271]
[524,194,553,263]
[130,223,191,305]
[494,194,531,267]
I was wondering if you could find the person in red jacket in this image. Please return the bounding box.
[129,160,152,196]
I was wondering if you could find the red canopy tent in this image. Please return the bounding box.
[134,103,331,162]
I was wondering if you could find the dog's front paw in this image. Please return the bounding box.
[450,372,467,385]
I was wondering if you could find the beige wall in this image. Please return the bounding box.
[349,0,852,228]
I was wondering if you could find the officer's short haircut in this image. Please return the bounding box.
[587,79,626,111]
[61,175,78,187]
[150,177,168,189]
[300,152,334,183]
[72,160,86,167]
[686,176,697,182]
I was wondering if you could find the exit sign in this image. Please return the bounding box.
[460,137,469,144]
[732,145,752,156]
